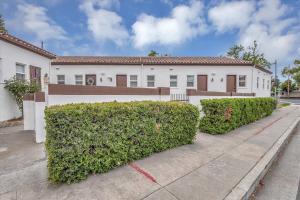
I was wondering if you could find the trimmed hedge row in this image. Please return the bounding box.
[199,97,276,134]
[45,101,199,183]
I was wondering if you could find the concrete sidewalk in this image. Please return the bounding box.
[0,106,299,200]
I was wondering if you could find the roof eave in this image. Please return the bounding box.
[0,34,56,59]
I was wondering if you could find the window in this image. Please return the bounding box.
[57,75,65,85]
[267,80,270,90]
[16,63,25,80]
[147,75,155,87]
[187,75,194,87]
[75,75,83,85]
[170,75,178,87]
[257,77,259,89]
[263,79,265,89]
[238,75,246,87]
[130,75,138,87]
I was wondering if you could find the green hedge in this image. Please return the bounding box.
[45,101,199,183]
[199,97,276,134]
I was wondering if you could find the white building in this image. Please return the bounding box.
[50,56,272,97]
[1,33,272,125]
[0,33,55,122]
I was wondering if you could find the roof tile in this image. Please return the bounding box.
[52,56,253,65]
[0,32,56,59]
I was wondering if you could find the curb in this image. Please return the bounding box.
[224,117,300,200]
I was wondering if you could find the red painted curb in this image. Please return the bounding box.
[129,163,157,183]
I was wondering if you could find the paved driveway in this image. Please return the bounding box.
[0,126,46,200]
[0,106,299,200]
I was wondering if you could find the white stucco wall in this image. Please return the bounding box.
[48,95,170,106]
[252,68,272,97]
[23,100,35,130]
[50,64,271,96]
[0,40,51,121]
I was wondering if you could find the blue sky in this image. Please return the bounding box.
[1,0,300,75]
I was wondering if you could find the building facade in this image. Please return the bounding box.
[0,33,272,124]
[0,33,55,121]
[50,56,272,97]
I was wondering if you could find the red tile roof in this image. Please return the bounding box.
[52,56,253,65]
[0,32,56,59]
[52,56,272,74]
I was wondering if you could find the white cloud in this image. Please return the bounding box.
[208,1,255,32]
[209,0,300,64]
[239,23,298,62]
[79,0,128,46]
[254,0,288,23]
[132,0,207,49]
[11,3,66,41]
[161,0,173,6]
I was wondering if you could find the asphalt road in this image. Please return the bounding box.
[280,98,300,105]
[254,124,300,200]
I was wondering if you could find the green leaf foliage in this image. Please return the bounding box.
[45,101,199,183]
[4,77,40,113]
[199,98,276,134]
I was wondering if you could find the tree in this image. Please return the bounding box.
[281,59,300,88]
[148,50,159,57]
[227,44,244,59]
[4,77,39,115]
[0,14,7,33]
[280,80,296,93]
[293,72,300,87]
[282,66,293,96]
[226,41,271,68]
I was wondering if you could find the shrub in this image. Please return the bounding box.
[199,97,276,134]
[45,101,199,183]
[4,77,40,114]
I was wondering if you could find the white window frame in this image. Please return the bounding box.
[75,75,83,85]
[147,75,155,87]
[170,75,178,88]
[129,75,138,88]
[16,63,25,80]
[257,77,259,89]
[187,75,194,87]
[238,75,246,87]
[267,80,270,90]
[263,79,265,89]
[57,75,65,85]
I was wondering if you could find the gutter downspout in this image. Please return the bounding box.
[140,57,143,88]
[251,65,254,94]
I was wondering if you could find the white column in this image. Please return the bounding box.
[34,92,46,143]
[23,100,35,130]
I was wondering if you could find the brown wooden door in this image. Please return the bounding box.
[197,75,207,91]
[30,65,41,90]
[227,75,236,92]
[85,74,97,86]
[116,75,127,87]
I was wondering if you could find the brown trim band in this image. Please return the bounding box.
[34,92,45,102]
[48,84,170,96]
[186,89,255,97]
[23,94,34,101]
